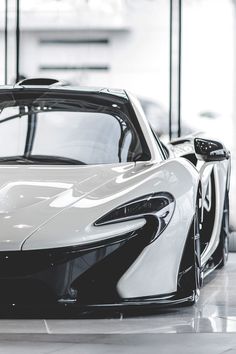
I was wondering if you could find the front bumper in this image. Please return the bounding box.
[0,222,192,312]
[0,225,154,307]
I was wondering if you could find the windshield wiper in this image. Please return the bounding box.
[0,156,34,164]
[0,155,86,165]
[22,155,86,165]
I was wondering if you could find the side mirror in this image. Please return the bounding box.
[194,137,230,162]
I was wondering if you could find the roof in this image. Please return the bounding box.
[0,84,127,99]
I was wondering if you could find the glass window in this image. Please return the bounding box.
[31,111,133,164]
[0,92,149,164]
[0,115,20,156]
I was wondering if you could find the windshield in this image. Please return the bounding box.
[0,90,150,165]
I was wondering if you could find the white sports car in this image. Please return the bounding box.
[0,78,230,310]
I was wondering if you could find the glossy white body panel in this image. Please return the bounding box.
[168,138,229,268]
[0,87,230,300]
[117,159,199,297]
[0,157,199,298]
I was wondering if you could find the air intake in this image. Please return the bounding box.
[16,78,61,86]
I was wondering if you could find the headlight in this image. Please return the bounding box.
[94,192,175,242]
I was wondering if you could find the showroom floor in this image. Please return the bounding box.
[0,255,236,353]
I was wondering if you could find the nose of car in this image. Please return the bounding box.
[0,163,135,251]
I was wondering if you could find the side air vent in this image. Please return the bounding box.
[15,78,62,87]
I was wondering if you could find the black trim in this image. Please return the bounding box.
[40,39,109,45]
[4,0,8,85]
[183,153,197,166]
[17,78,60,86]
[177,0,182,138]
[24,112,37,156]
[169,138,191,145]
[177,216,196,298]
[40,65,110,71]
[16,0,20,82]
[0,222,156,306]
[0,292,194,317]
[80,293,194,310]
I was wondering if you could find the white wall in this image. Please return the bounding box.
[0,0,170,111]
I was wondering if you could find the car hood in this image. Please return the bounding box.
[0,159,196,251]
[0,163,150,251]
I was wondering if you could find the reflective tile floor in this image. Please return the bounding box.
[1,255,236,353]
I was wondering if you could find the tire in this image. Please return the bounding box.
[214,192,230,269]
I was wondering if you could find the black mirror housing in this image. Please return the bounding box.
[194,137,230,162]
